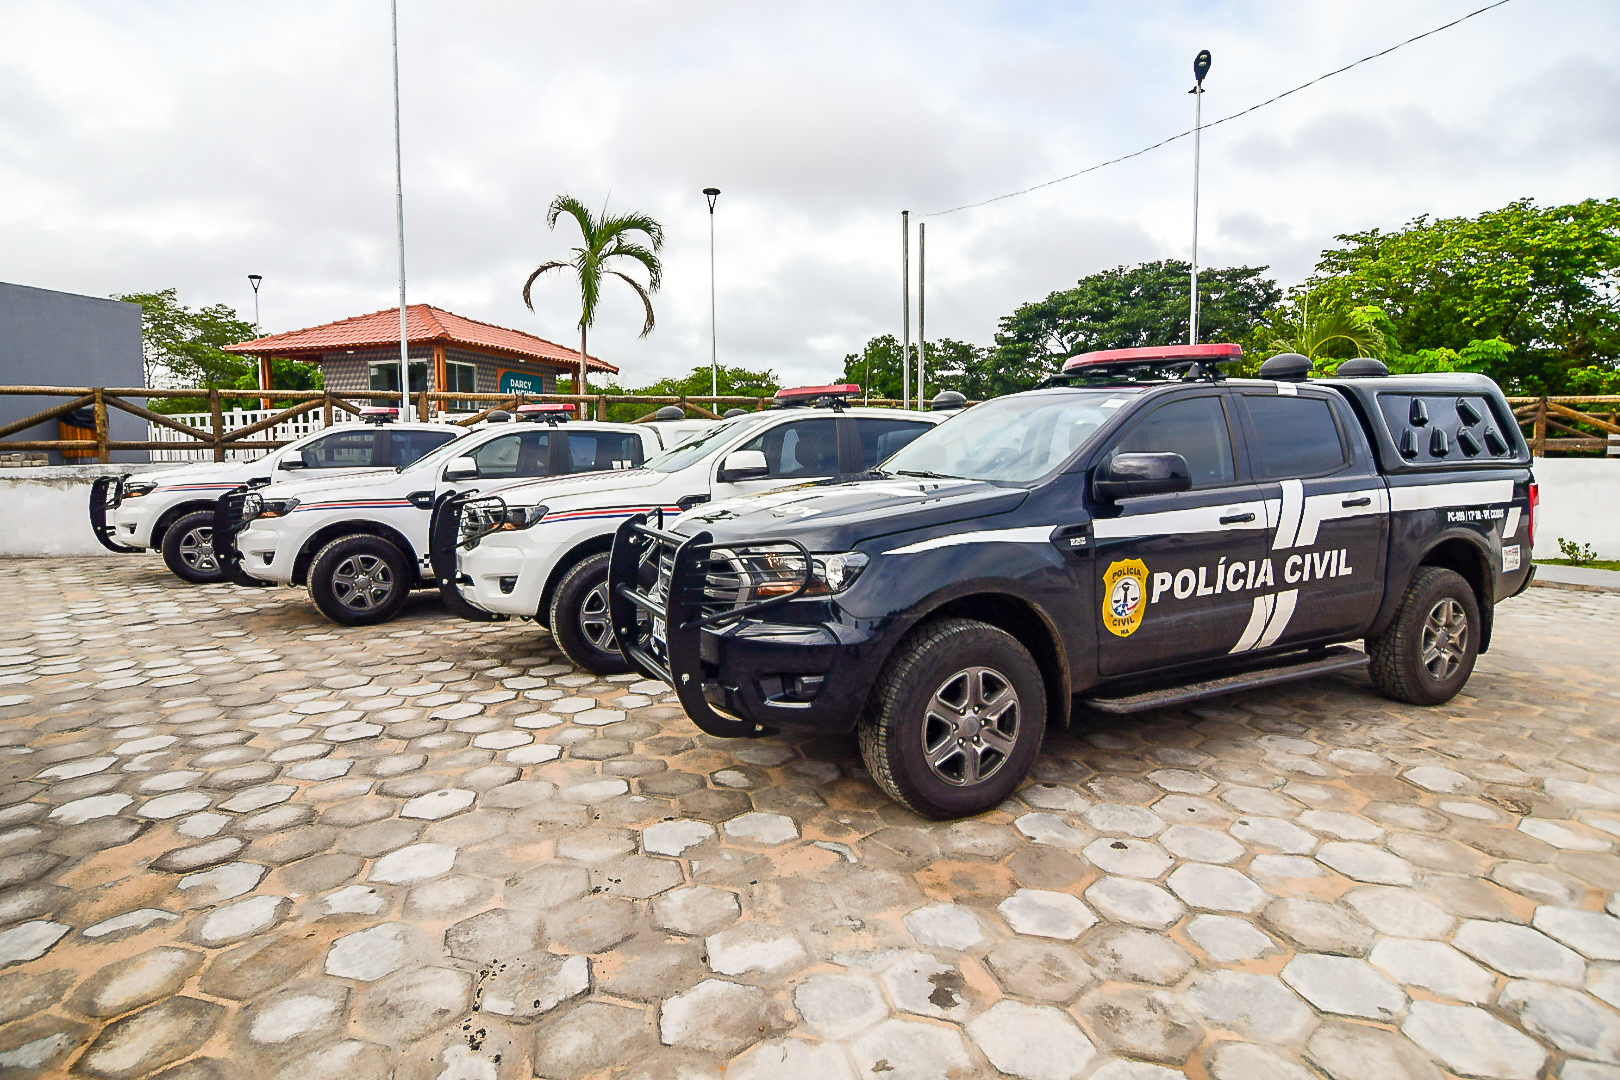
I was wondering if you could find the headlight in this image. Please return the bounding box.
[257,498,300,520]
[121,481,158,499]
[241,492,263,520]
[459,498,547,548]
[711,548,868,602]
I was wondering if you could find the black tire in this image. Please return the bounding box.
[548,552,630,675]
[160,510,226,584]
[1367,566,1481,706]
[307,534,412,626]
[858,618,1046,819]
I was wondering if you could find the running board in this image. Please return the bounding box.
[1082,646,1369,715]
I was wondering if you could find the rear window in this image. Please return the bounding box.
[1245,395,1348,478]
[1376,393,1515,462]
[856,418,932,470]
[390,428,458,467]
[300,430,377,468]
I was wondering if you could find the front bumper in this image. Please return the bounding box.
[234,523,295,584]
[90,476,143,552]
[607,514,884,738]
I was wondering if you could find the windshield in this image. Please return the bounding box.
[879,389,1141,483]
[643,414,767,473]
[397,426,486,473]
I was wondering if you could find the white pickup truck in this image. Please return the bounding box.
[90,413,459,583]
[215,405,709,625]
[442,385,946,674]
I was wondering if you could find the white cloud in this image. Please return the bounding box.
[0,0,1615,389]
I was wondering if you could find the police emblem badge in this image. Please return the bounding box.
[1102,558,1149,638]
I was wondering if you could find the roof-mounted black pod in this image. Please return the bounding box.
[723,408,749,418]
[485,410,512,423]
[1336,358,1390,377]
[655,406,686,421]
[931,390,967,411]
[1259,353,1312,382]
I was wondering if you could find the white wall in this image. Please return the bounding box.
[0,465,172,557]
[1533,457,1620,560]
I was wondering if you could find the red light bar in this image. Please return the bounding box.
[775,383,861,400]
[516,403,574,413]
[358,407,398,416]
[1062,343,1243,372]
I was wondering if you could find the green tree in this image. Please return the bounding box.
[1308,197,1620,393]
[113,289,320,412]
[990,260,1281,387]
[1247,295,1393,366]
[840,336,992,402]
[523,195,664,405]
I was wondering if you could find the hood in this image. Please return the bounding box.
[256,468,398,500]
[674,477,1028,551]
[148,459,259,488]
[482,468,667,507]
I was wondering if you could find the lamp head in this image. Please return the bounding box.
[703,187,720,212]
[1192,49,1212,85]
[247,274,263,291]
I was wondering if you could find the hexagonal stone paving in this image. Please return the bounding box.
[5,558,1620,1079]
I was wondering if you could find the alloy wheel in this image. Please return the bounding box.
[921,665,1021,787]
[178,527,218,573]
[332,554,395,611]
[579,580,616,653]
[1421,597,1469,680]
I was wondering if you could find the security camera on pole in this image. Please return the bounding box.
[1188,49,1211,346]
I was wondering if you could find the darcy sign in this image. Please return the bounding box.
[498,369,548,395]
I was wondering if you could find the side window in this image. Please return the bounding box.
[390,428,457,467]
[301,430,378,468]
[855,418,931,470]
[566,432,644,473]
[1245,395,1348,478]
[469,432,550,478]
[1114,396,1236,488]
[734,418,840,479]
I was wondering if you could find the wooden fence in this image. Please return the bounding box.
[4,385,1618,463]
[0,386,916,464]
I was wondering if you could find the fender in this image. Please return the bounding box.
[1368,525,1496,644]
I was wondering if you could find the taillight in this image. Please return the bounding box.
[1527,482,1538,549]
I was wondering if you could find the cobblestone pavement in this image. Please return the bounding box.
[4,557,1620,1080]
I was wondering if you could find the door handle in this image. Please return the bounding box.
[1219,512,1255,524]
[1342,496,1372,507]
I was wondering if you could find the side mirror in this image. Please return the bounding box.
[718,449,769,483]
[278,458,306,470]
[1093,452,1192,502]
[443,456,480,482]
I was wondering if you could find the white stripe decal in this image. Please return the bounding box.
[886,526,1054,555]
[1230,593,1275,653]
[1503,507,1522,539]
[1388,478,1513,512]
[1272,480,1305,550]
[1091,501,1269,540]
[1256,589,1299,648]
[1293,486,1389,547]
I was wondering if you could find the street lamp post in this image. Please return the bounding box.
[390,0,412,421]
[1189,49,1212,347]
[248,274,264,398]
[703,188,720,398]
[901,211,911,410]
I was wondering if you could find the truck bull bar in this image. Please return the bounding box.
[212,489,274,587]
[89,475,141,553]
[429,491,506,622]
[607,512,813,739]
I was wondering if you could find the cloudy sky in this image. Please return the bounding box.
[2,0,1616,388]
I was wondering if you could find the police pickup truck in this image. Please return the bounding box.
[441,385,946,674]
[89,411,459,583]
[212,404,702,626]
[607,345,1538,819]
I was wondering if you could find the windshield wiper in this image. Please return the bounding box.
[895,469,960,480]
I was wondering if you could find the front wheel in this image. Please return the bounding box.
[308,535,412,626]
[858,618,1046,819]
[549,552,630,675]
[161,511,226,584]
[1367,566,1481,706]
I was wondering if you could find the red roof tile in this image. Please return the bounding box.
[223,304,617,373]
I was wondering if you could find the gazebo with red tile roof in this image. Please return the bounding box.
[223,305,615,412]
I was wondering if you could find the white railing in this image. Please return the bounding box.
[146,408,331,462]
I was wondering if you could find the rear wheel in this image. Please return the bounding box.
[549,552,630,675]
[308,534,411,626]
[859,618,1046,819]
[161,511,225,584]
[1367,566,1480,706]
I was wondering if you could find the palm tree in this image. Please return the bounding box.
[523,195,664,412]
[1252,289,1393,367]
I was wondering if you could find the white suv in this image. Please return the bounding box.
[219,407,698,626]
[90,415,459,583]
[446,387,942,673]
